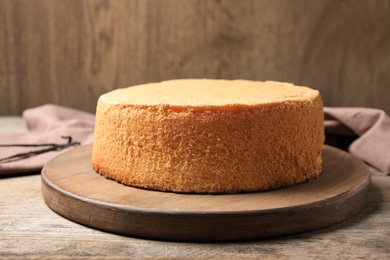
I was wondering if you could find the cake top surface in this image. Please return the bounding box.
[100,79,320,107]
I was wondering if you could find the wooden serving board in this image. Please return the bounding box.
[41,145,370,242]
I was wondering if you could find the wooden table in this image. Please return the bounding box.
[1,117,389,258]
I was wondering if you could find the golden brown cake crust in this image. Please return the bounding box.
[92,79,324,194]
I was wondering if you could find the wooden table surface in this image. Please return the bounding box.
[1,117,389,259]
[2,1,390,116]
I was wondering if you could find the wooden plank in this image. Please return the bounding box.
[1,0,390,115]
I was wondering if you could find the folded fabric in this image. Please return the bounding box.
[1,104,389,175]
[324,107,390,174]
[0,104,95,174]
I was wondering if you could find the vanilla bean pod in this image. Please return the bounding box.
[0,136,80,164]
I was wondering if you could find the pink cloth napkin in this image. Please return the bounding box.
[324,107,390,174]
[0,104,95,174]
[1,104,389,174]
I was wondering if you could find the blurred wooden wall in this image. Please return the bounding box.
[1,0,389,115]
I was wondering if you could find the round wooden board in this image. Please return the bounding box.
[41,145,370,242]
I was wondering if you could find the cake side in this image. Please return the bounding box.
[92,81,324,193]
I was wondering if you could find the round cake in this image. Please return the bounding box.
[92,79,324,194]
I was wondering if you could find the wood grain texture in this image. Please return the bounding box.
[0,168,388,258]
[41,144,370,242]
[1,0,390,115]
